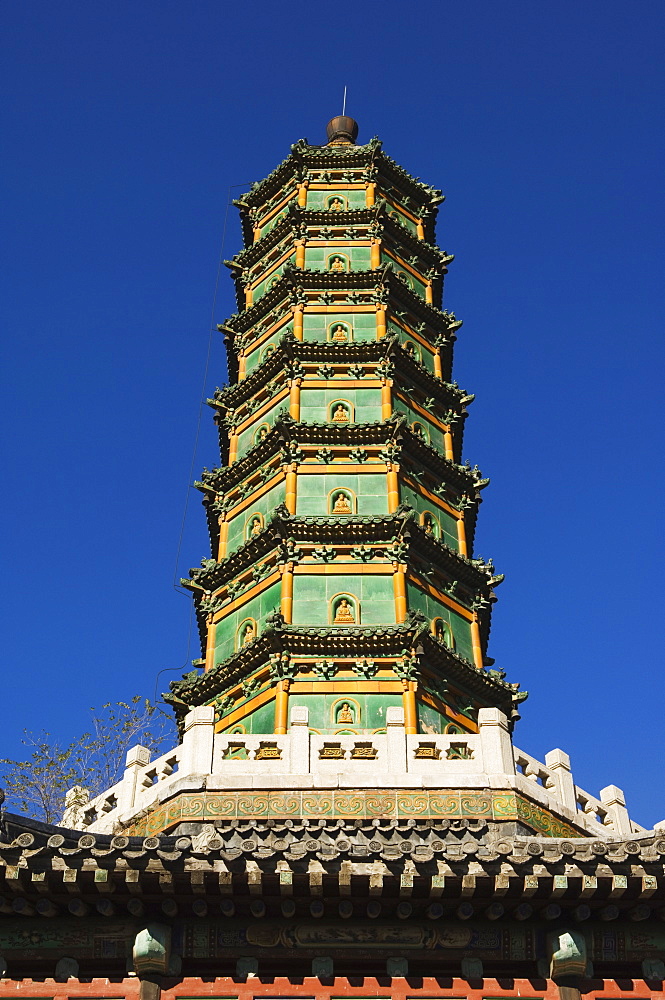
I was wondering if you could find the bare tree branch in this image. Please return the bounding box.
[0,697,176,824]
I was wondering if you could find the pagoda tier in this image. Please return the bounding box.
[172,122,525,740]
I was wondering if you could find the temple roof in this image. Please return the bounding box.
[236,138,443,214]
[1,808,663,905]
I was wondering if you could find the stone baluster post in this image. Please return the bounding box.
[600,784,633,837]
[180,706,215,776]
[477,708,515,775]
[544,748,577,813]
[386,706,407,774]
[289,705,310,774]
[119,745,152,813]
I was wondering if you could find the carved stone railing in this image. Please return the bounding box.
[65,704,645,838]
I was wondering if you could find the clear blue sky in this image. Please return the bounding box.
[2,1,664,827]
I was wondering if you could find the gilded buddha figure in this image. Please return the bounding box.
[330,255,345,272]
[329,197,344,211]
[337,702,354,724]
[250,517,262,537]
[241,622,255,646]
[332,404,349,423]
[332,491,351,513]
[331,324,348,342]
[333,599,355,624]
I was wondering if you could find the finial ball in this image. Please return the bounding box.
[326,116,359,145]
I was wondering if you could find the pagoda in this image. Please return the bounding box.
[1,116,664,998]
[171,111,525,758]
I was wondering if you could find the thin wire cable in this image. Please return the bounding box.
[172,181,251,594]
[155,182,252,702]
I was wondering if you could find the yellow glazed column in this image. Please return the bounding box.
[285,466,298,514]
[238,349,247,381]
[295,240,306,270]
[443,427,455,462]
[371,240,381,269]
[228,430,239,465]
[297,181,308,208]
[274,680,290,734]
[217,517,229,561]
[433,349,443,379]
[470,614,484,671]
[387,466,400,512]
[425,281,433,305]
[416,219,425,240]
[376,303,387,340]
[205,618,216,672]
[393,565,408,623]
[366,182,376,207]
[293,304,304,341]
[280,564,294,623]
[381,381,392,420]
[289,379,301,420]
[403,681,418,734]
[456,515,468,557]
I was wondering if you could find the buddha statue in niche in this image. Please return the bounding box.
[329,197,344,212]
[423,515,434,534]
[241,622,255,646]
[330,255,345,272]
[332,491,351,514]
[337,701,354,724]
[332,404,349,423]
[331,324,348,342]
[250,517,262,537]
[334,599,355,624]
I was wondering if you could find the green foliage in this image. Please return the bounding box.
[0,696,176,824]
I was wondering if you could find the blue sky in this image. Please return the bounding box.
[2,1,664,827]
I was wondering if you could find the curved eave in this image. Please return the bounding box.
[189,513,496,605]
[197,418,480,499]
[213,337,463,412]
[169,621,515,711]
[231,207,448,278]
[222,267,461,338]
[2,810,660,891]
[238,141,443,224]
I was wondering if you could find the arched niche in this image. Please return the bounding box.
[236,618,258,651]
[329,488,355,515]
[431,617,455,649]
[411,420,429,443]
[254,423,270,445]
[328,321,352,344]
[421,510,440,538]
[328,253,349,273]
[245,512,264,541]
[330,593,359,625]
[327,195,346,212]
[260,343,276,361]
[329,399,353,424]
[403,339,422,362]
[332,697,360,727]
